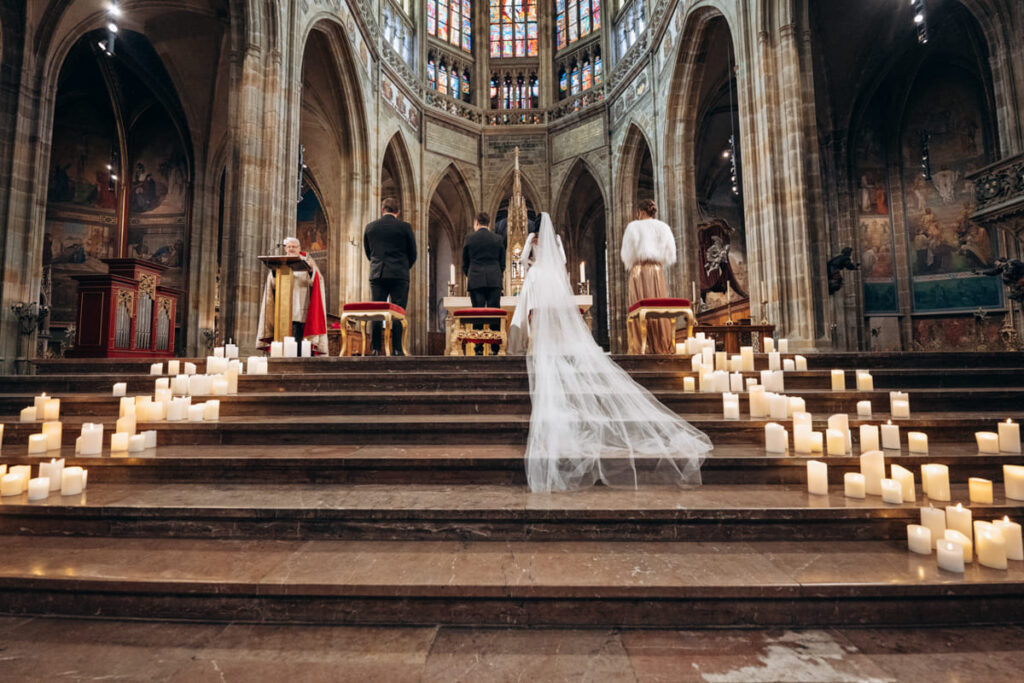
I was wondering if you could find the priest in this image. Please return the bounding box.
[257,237,328,354]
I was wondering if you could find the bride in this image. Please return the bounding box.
[508,222,565,355]
[524,213,712,492]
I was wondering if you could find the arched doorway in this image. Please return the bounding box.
[427,165,475,354]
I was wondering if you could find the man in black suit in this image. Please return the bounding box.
[462,212,505,355]
[363,197,417,355]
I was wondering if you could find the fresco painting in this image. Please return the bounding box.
[855,100,899,314]
[296,180,329,280]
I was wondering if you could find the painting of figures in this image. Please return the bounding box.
[296,181,329,282]
[855,98,899,314]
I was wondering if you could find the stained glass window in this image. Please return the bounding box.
[556,0,602,50]
[570,63,580,95]
[427,59,437,89]
[438,63,448,95]
[462,70,471,100]
[594,54,603,84]
[490,76,500,108]
[559,69,568,98]
[427,0,472,53]
[489,0,538,58]
[582,60,593,91]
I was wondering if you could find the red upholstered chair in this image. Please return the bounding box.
[451,308,509,356]
[340,302,407,356]
[626,298,695,355]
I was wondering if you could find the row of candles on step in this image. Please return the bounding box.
[677,335,792,357]
[268,337,313,358]
[911,506,1022,572]
[1,460,87,498]
[685,347,808,375]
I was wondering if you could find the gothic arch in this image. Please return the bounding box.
[615,122,655,230]
[382,132,417,230]
[486,165,541,223]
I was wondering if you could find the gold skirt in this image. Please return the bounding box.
[627,261,674,355]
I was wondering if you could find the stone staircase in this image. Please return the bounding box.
[0,353,1022,628]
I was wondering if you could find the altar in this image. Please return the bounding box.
[442,295,593,355]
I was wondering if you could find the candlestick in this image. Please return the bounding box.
[907,524,932,555]
[806,460,828,495]
[936,539,965,572]
[999,419,1021,453]
[844,472,866,498]
[968,477,993,504]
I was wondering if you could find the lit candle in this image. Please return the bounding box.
[167,360,180,375]
[937,539,965,572]
[683,377,695,392]
[740,346,754,372]
[675,343,686,356]
[225,343,239,359]
[128,434,146,452]
[827,414,850,451]
[760,281,767,303]
[203,400,220,421]
[907,432,929,454]
[826,429,847,457]
[701,347,713,366]
[763,337,775,353]
[764,423,788,453]
[42,398,60,421]
[283,337,298,358]
[722,393,740,420]
[993,517,1023,561]
[856,371,873,391]
[715,370,731,393]
[768,352,781,371]
[945,503,973,539]
[795,355,807,371]
[184,362,197,375]
[923,464,950,501]
[60,466,85,496]
[889,391,908,411]
[860,450,885,495]
[746,378,758,390]
[166,398,187,422]
[844,472,866,498]
[150,362,163,375]
[920,507,946,548]
[27,476,50,501]
[778,339,789,354]
[907,524,932,555]
[811,432,823,452]
[691,281,697,304]
[806,460,828,495]
[28,433,48,454]
[113,382,127,397]
[788,397,805,418]
[270,341,283,358]
[968,477,993,504]
[115,414,135,436]
[38,458,64,492]
[945,529,973,563]
[579,261,586,283]
[19,406,36,422]
[881,478,903,504]
[976,525,1007,570]
[34,393,48,419]
[247,356,263,375]
[891,464,915,502]
[881,421,900,450]
[891,400,910,419]
[188,404,205,422]
[450,263,456,284]
[783,359,795,372]
[830,370,845,391]
[188,374,211,397]
[1005,465,1024,501]
[77,424,103,455]
[41,421,62,451]
[856,401,872,418]
[1,473,24,496]
[110,432,130,452]
[975,432,999,453]
[859,424,880,452]
[729,372,743,393]
[301,340,312,357]
[999,419,1021,454]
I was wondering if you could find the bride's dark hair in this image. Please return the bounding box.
[638,198,658,218]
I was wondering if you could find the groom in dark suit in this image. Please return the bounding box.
[363,197,417,355]
[462,212,505,354]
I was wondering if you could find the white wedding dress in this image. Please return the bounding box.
[508,230,564,355]
[525,213,712,492]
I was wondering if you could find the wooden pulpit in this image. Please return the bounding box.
[258,256,313,343]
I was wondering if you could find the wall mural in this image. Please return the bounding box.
[856,98,899,314]
[296,178,329,283]
[900,70,1000,313]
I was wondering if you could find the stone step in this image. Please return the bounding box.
[1,481,1020,542]
[0,535,1020,627]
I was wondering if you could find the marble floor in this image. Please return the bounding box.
[0,616,1022,682]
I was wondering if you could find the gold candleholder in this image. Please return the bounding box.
[760,298,769,325]
[448,282,457,296]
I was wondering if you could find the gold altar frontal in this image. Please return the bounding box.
[442,295,593,355]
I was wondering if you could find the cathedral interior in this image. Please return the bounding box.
[1,0,1024,678]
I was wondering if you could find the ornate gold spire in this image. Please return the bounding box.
[507,147,529,295]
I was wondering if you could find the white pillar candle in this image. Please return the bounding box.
[189,374,211,397]
[974,432,999,453]
[20,406,36,422]
[110,432,130,451]
[226,369,239,395]
[28,433,48,454]
[783,359,795,372]
[34,394,48,419]
[793,423,813,454]
[143,430,157,449]
[993,517,1023,561]
[807,460,828,495]
[1004,465,1024,501]
[973,520,992,543]
[722,393,740,420]
[976,525,1007,570]
[183,362,197,375]
[27,476,50,500]
[60,467,84,496]
[715,371,731,393]
[923,464,950,501]
[206,356,228,375]
[41,422,62,451]
[855,371,873,391]
[945,503,973,541]
[891,400,910,419]
[727,355,740,372]
[226,343,239,359]
[828,414,850,453]
[8,466,29,492]
[203,400,220,421]
[907,524,932,554]
[188,404,205,422]
[740,346,754,372]
[115,415,135,436]
[128,434,146,452]
[763,337,775,353]
[890,464,915,502]
[213,346,225,358]
[810,432,823,452]
[859,424,880,453]
[38,458,64,491]
[166,398,186,422]
[155,377,170,391]
[167,360,180,375]
[881,421,900,450]
[150,362,163,375]
[42,399,60,421]
[787,397,806,417]
[769,394,790,420]
[247,356,263,374]
[795,355,807,371]
[826,429,847,457]
[729,372,743,393]
[211,377,228,396]
[714,351,727,371]
[283,337,298,358]
[937,539,965,572]
[889,390,908,409]
[860,450,885,495]
[171,374,189,396]
[701,347,713,367]
[148,400,166,422]
[920,507,946,548]
[683,377,695,392]
[830,369,845,391]
[768,352,781,371]
[968,477,993,504]
[764,423,788,453]
[746,378,758,390]
[998,419,1021,454]
[228,359,242,374]
[118,397,134,417]
[944,529,973,562]
[793,412,813,429]
[301,340,312,357]
[450,263,456,284]
[675,343,686,356]
[907,432,929,454]
[78,424,103,455]
[767,370,785,393]
[1,473,25,496]
[113,382,127,396]
[856,401,872,418]
[778,339,789,354]
[844,472,866,498]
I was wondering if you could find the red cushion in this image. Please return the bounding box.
[453,308,508,317]
[628,298,690,313]
[343,302,406,315]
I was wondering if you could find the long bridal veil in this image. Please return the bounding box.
[525,213,712,493]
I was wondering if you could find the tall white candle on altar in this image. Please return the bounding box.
[778,339,789,354]
[450,263,456,284]
[806,460,828,495]
[768,352,781,371]
[764,423,788,453]
[999,419,1021,453]
[167,360,180,375]
[60,467,85,496]
[270,341,283,358]
[976,525,1007,570]
[41,422,62,451]
[923,464,950,501]
[283,336,298,358]
[20,406,36,422]
[28,433,47,454]
[856,401,872,418]
[113,382,127,397]
[826,429,846,456]
[937,539,965,572]
[150,362,163,375]
[844,472,866,498]
[945,529,973,562]
[920,507,946,548]
[225,343,238,359]
[110,432,129,452]
[891,400,910,419]
[795,355,807,371]
[881,478,903,504]
[763,337,775,353]
[907,525,932,554]
[783,358,795,372]
[740,346,754,372]
[27,477,50,500]
[301,340,312,357]
[42,398,60,421]
[683,377,695,392]
[945,503,972,539]
[579,261,586,283]
[856,371,873,391]
[860,450,885,495]
[748,386,767,418]
[1004,465,1024,501]
[968,477,993,504]
[881,421,900,450]
[975,432,999,453]
[34,393,48,419]
[890,464,915,502]
[691,281,697,304]
[722,393,740,419]
[907,432,928,454]
[78,423,103,455]
[993,517,1023,561]
[38,458,64,492]
[830,370,845,391]
[203,400,220,421]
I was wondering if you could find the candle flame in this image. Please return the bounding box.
[1005,516,1011,523]
[956,503,963,510]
